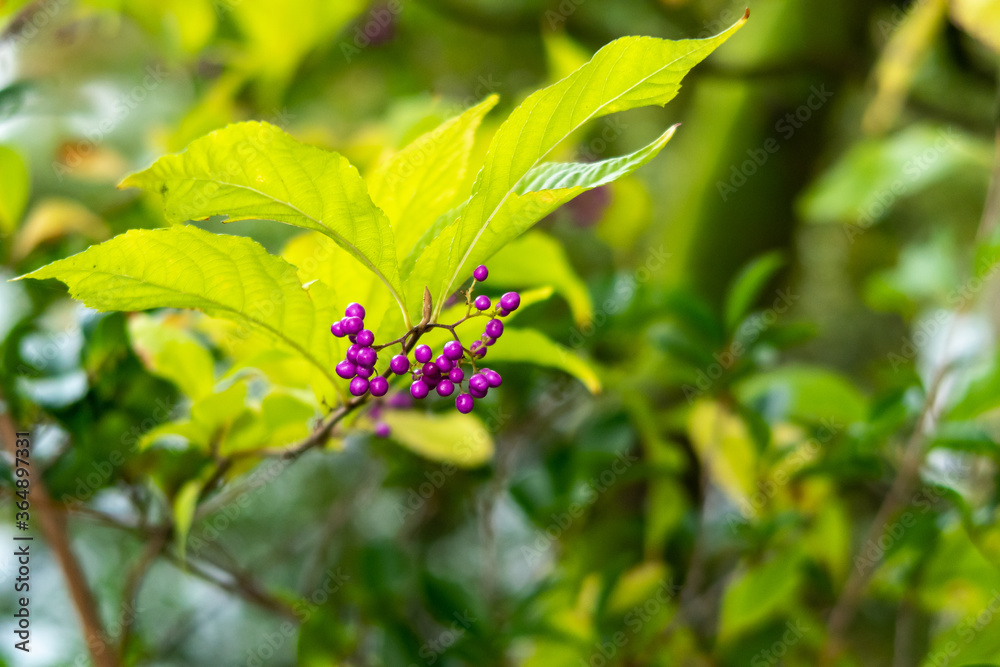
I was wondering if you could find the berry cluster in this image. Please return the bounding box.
[329,264,521,416]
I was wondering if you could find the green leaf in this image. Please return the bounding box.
[119,122,408,323]
[368,95,499,258]
[0,145,30,235]
[128,314,216,401]
[797,124,992,228]
[412,16,747,318]
[735,365,868,424]
[380,410,494,467]
[17,226,343,398]
[719,549,802,641]
[688,400,757,507]
[481,327,601,394]
[724,251,785,331]
[173,479,203,562]
[488,231,593,325]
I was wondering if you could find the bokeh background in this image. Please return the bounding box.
[2,0,1000,665]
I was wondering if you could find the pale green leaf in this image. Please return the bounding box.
[735,365,868,424]
[412,16,747,317]
[17,226,343,397]
[0,145,30,235]
[488,231,593,325]
[951,0,1000,52]
[119,122,408,323]
[368,96,499,257]
[688,400,757,507]
[797,124,992,228]
[11,199,109,262]
[481,327,601,394]
[173,479,203,561]
[380,410,494,467]
[128,313,216,400]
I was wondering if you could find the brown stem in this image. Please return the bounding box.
[0,403,121,667]
[821,366,948,664]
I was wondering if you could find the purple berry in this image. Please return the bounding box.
[443,340,464,360]
[335,360,356,379]
[470,385,488,399]
[435,355,454,373]
[346,344,360,363]
[449,367,465,383]
[387,392,412,409]
[474,295,491,311]
[370,376,389,397]
[414,344,432,363]
[410,380,429,399]
[470,341,486,358]
[422,362,440,378]
[473,265,489,281]
[422,373,440,388]
[331,321,345,337]
[498,308,509,317]
[469,373,489,393]
[390,354,410,375]
[485,319,503,339]
[436,380,455,397]
[500,292,520,312]
[484,337,497,346]
[484,370,502,387]
[357,365,375,378]
[345,302,366,319]
[343,316,364,335]
[456,393,474,413]
[357,347,377,368]
[356,329,375,346]
[349,377,369,396]
[374,422,390,438]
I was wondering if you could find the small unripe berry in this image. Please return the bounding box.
[356,329,375,346]
[414,344,432,363]
[346,345,360,363]
[456,393,474,413]
[470,341,486,358]
[443,340,464,360]
[448,367,465,383]
[436,380,455,397]
[469,373,489,393]
[473,265,489,281]
[470,385,487,399]
[485,319,503,339]
[343,316,364,335]
[435,355,454,373]
[500,292,520,312]
[484,369,503,387]
[356,347,377,368]
[484,337,496,346]
[374,422,390,438]
[349,377,369,396]
[497,308,509,317]
[474,295,491,311]
[370,376,389,397]
[410,380,429,399]
[330,321,345,337]
[335,360,356,379]
[345,302,366,319]
[356,365,375,378]
[389,354,410,375]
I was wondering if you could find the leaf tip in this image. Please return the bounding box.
[743,7,750,21]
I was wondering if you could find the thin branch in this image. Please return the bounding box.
[0,401,121,667]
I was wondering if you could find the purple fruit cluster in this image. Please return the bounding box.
[330,302,390,398]
[329,265,521,415]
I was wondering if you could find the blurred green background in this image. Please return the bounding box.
[2,0,1000,665]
